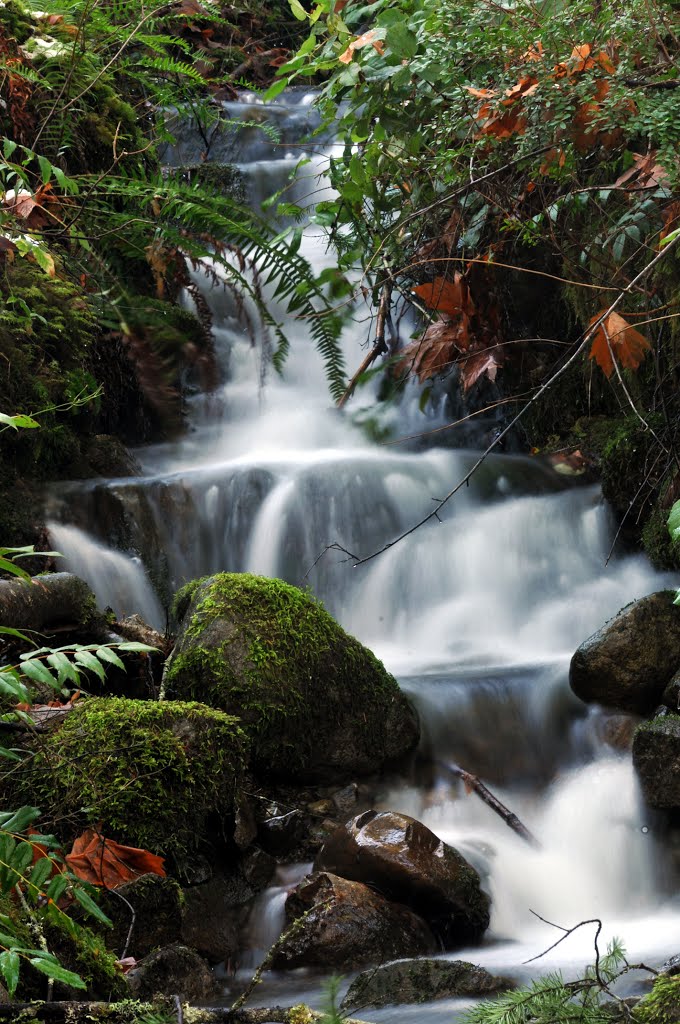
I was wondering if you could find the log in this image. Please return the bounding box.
[0,1003,371,1023]
[440,760,540,848]
[0,572,104,634]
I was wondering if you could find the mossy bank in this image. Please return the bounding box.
[164,572,419,783]
[17,699,247,869]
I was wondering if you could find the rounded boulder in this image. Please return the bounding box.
[569,591,680,715]
[271,871,437,970]
[163,573,419,782]
[314,809,490,947]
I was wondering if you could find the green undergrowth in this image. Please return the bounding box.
[16,698,247,869]
[634,974,680,1024]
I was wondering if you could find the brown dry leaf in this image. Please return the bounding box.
[339,29,382,64]
[588,310,651,377]
[459,346,501,391]
[412,274,471,318]
[502,75,539,105]
[399,319,471,381]
[66,828,166,888]
[613,151,668,191]
[661,200,680,242]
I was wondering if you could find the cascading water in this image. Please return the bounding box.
[47,90,680,1017]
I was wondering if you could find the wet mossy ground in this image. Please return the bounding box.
[18,698,247,869]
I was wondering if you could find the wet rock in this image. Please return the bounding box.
[632,714,680,808]
[258,809,306,856]
[314,809,490,947]
[307,798,335,816]
[332,783,359,816]
[103,874,183,959]
[662,671,680,712]
[234,790,258,850]
[271,871,437,970]
[341,957,514,1009]
[241,847,276,890]
[570,592,680,715]
[126,943,217,1001]
[163,572,420,783]
[661,953,680,976]
[84,434,140,477]
[181,872,256,963]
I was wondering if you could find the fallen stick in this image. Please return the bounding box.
[0,1002,371,1023]
[440,760,540,848]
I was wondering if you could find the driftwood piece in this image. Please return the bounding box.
[0,1003,371,1023]
[441,760,540,848]
[0,572,103,634]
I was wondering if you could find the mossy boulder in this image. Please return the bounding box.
[22,698,247,867]
[570,592,680,715]
[163,573,419,783]
[634,973,680,1024]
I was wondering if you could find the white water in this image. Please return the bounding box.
[47,90,680,1015]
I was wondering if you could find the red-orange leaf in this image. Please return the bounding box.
[588,310,651,378]
[66,829,166,889]
[460,346,501,391]
[412,273,472,319]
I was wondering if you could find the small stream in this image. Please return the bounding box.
[47,91,680,1018]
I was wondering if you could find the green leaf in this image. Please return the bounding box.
[38,156,52,185]
[74,650,105,680]
[95,647,126,670]
[46,874,69,903]
[19,659,59,689]
[116,642,159,653]
[29,856,54,894]
[0,557,30,580]
[2,139,17,160]
[0,626,30,642]
[29,955,87,989]
[667,499,680,542]
[46,652,80,685]
[1,806,41,834]
[0,748,23,762]
[73,887,112,927]
[289,0,308,20]
[385,22,418,58]
[0,950,19,995]
[263,77,288,102]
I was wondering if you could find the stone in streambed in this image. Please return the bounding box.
[163,572,419,783]
[341,958,514,1009]
[314,809,490,947]
[126,943,217,1002]
[632,713,680,808]
[271,871,437,970]
[569,591,680,715]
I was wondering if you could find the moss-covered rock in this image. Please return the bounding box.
[163,573,419,783]
[21,698,247,867]
[634,973,680,1023]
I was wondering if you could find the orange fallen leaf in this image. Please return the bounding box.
[412,273,472,318]
[66,829,166,889]
[459,346,501,391]
[399,319,472,381]
[588,310,651,378]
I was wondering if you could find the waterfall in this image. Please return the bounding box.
[47,90,677,992]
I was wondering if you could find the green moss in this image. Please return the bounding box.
[165,573,410,778]
[22,698,247,867]
[642,504,680,571]
[634,974,680,1024]
[0,0,33,43]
